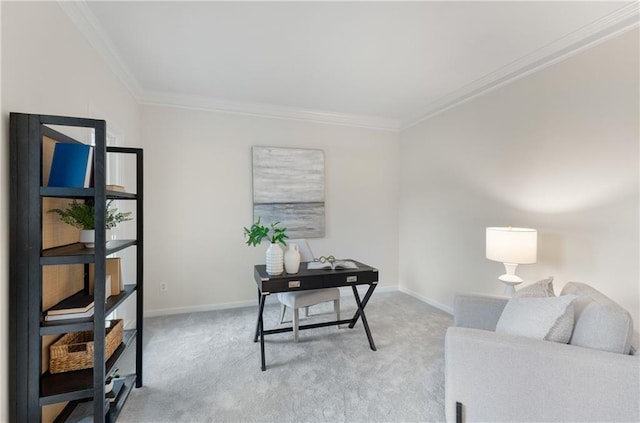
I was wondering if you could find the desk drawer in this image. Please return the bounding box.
[254,263,378,294]
[322,271,378,288]
[260,275,325,293]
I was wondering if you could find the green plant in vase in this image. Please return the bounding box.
[243,217,288,246]
[105,367,120,393]
[244,217,288,275]
[49,199,132,248]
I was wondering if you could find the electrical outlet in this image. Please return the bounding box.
[160,282,168,292]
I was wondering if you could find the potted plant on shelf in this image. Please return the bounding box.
[105,367,119,393]
[244,217,288,275]
[49,200,132,248]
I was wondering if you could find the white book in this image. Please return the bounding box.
[45,307,94,321]
[307,260,358,270]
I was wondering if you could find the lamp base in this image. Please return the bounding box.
[499,263,523,296]
[500,280,522,296]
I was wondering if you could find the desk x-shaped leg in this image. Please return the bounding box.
[349,283,377,351]
[253,290,267,371]
[254,283,377,371]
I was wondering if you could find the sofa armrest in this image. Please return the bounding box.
[445,326,640,422]
[453,293,508,331]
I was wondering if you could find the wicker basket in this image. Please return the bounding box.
[49,319,123,374]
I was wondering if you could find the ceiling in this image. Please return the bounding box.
[62,1,638,130]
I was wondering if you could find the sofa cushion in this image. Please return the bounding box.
[514,276,555,298]
[496,295,577,343]
[561,282,634,354]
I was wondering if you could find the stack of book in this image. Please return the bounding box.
[106,378,125,403]
[45,290,95,321]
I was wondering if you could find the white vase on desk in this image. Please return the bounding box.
[284,243,301,274]
[265,243,284,275]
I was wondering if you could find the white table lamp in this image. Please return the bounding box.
[486,227,537,296]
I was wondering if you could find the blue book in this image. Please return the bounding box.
[48,143,93,188]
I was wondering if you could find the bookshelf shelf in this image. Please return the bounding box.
[10,113,144,423]
[41,240,137,265]
[107,374,137,421]
[52,374,137,423]
[40,187,137,200]
[40,330,136,405]
[40,285,137,336]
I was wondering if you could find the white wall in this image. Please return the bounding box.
[399,29,639,324]
[1,2,141,421]
[141,105,399,315]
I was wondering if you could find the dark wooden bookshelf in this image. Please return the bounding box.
[40,330,136,404]
[41,285,137,336]
[41,186,137,200]
[107,374,137,422]
[52,374,137,423]
[9,113,144,423]
[40,240,137,265]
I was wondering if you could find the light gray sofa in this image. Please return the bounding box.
[445,282,639,422]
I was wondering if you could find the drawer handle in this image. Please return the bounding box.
[288,280,301,288]
[347,276,357,282]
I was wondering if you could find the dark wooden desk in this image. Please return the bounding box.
[253,260,379,371]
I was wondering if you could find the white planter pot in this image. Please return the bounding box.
[105,378,114,393]
[79,230,110,248]
[265,243,284,275]
[284,243,301,274]
[79,230,95,248]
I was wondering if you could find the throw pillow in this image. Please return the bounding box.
[561,282,634,354]
[496,295,577,343]
[514,276,555,298]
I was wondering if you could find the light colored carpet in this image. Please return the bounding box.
[118,291,452,422]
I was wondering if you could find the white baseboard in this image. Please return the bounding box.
[144,299,257,318]
[144,284,399,318]
[342,283,397,297]
[398,286,454,315]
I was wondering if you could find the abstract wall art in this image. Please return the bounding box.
[252,146,325,238]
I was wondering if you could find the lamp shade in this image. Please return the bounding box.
[486,227,537,265]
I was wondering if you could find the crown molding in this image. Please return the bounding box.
[58,1,143,101]
[58,1,400,131]
[400,2,640,130]
[140,91,401,131]
[59,1,638,133]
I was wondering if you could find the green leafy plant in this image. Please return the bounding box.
[244,217,288,246]
[49,200,132,230]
